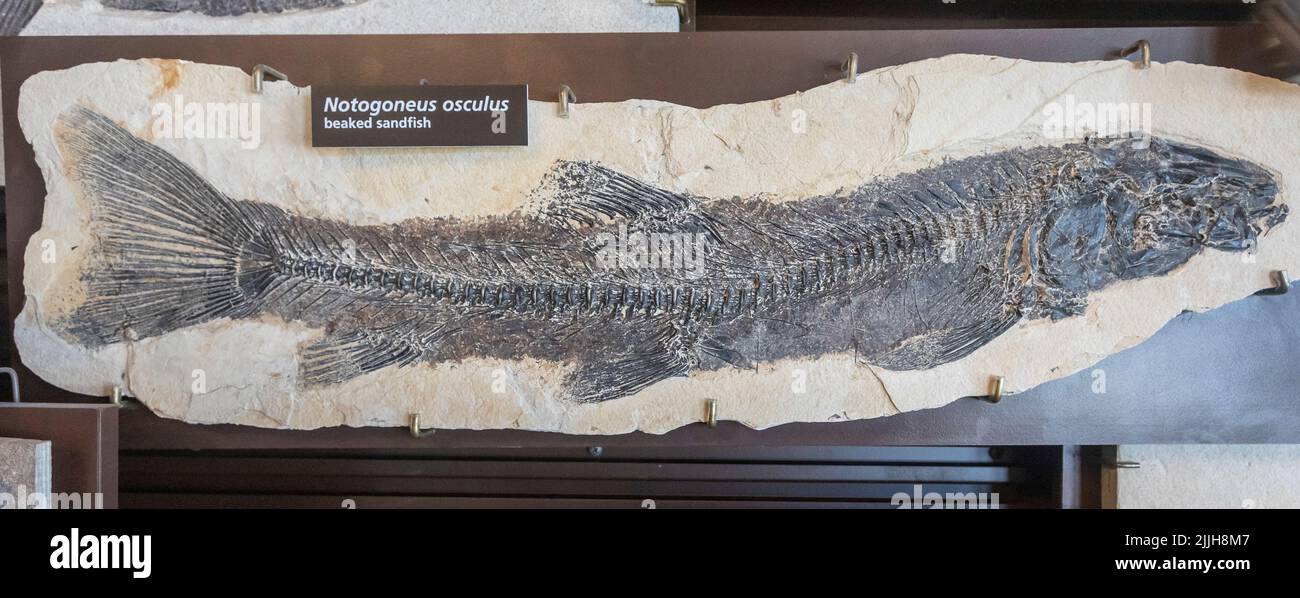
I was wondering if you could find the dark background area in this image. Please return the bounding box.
[697,0,1262,29]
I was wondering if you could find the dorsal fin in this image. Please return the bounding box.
[532,160,706,227]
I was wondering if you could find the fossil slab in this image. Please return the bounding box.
[14,57,1300,433]
[0,437,52,503]
[23,1,680,35]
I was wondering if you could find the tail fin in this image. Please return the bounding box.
[55,106,272,346]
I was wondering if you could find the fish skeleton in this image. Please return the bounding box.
[54,106,1286,403]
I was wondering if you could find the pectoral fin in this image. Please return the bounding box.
[866,247,1026,371]
[870,307,1020,370]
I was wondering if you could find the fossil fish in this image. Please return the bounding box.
[54,106,1286,403]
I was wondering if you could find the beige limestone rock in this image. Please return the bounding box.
[14,56,1300,433]
[0,437,52,503]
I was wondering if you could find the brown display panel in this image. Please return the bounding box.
[3,29,1297,449]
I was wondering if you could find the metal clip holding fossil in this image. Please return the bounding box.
[250,64,288,93]
[1256,270,1291,296]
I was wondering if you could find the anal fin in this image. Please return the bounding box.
[299,315,463,385]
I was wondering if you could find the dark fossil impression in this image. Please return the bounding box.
[54,107,1286,402]
[0,0,42,35]
[2,0,356,35]
[99,1,358,17]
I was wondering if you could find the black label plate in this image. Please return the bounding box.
[311,85,528,147]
